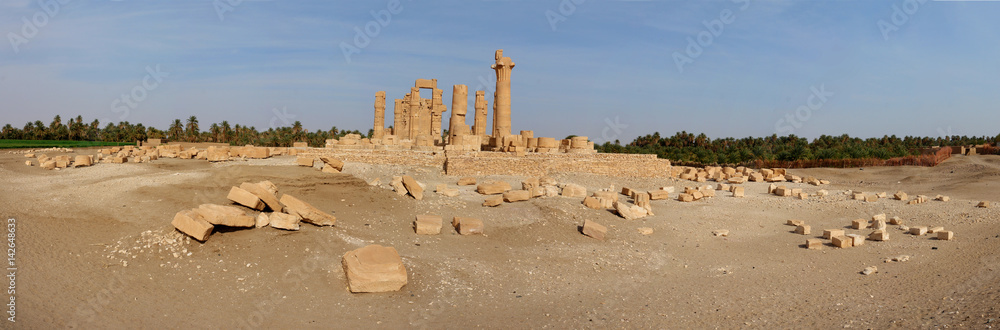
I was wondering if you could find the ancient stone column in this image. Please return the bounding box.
[408,87,421,140]
[373,91,386,139]
[392,99,403,137]
[431,88,445,141]
[473,91,488,136]
[491,49,515,139]
[449,85,469,142]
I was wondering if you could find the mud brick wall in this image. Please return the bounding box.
[444,152,672,178]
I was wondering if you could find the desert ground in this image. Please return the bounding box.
[2,148,998,329]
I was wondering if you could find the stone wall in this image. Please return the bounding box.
[300,149,672,178]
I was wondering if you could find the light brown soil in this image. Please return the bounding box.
[2,150,998,328]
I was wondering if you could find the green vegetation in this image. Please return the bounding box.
[0,115,368,148]
[597,131,999,167]
[0,139,133,149]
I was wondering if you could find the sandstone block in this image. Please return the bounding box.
[678,193,694,202]
[320,156,345,172]
[979,201,991,208]
[889,216,904,225]
[342,245,407,293]
[192,204,254,227]
[928,226,945,234]
[41,160,56,169]
[503,190,530,203]
[806,239,823,250]
[865,195,879,202]
[539,176,558,187]
[767,184,777,194]
[613,201,647,220]
[790,188,802,196]
[483,195,503,207]
[871,219,887,231]
[296,156,315,167]
[452,217,484,235]
[581,220,607,241]
[909,226,928,236]
[894,191,908,200]
[787,219,805,226]
[543,186,560,197]
[227,186,265,210]
[477,182,512,195]
[823,229,845,239]
[401,175,423,200]
[268,212,301,230]
[414,215,442,235]
[279,194,336,226]
[457,177,477,186]
[831,236,852,248]
[24,160,31,166]
[816,190,829,196]
[256,212,270,228]
[795,225,811,235]
[521,178,540,191]
[732,187,745,197]
[717,183,730,191]
[322,164,341,174]
[239,182,283,212]
[620,187,633,196]
[649,190,670,200]
[937,231,954,240]
[935,195,950,202]
[868,230,889,241]
[561,184,587,198]
[847,234,865,246]
[73,155,93,167]
[171,209,214,242]
[582,196,603,210]
[797,192,809,200]
[852,219,869,229]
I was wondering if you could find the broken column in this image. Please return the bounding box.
[448,85,469,142]
[431,88,446,143]
[373,91,386,139]
[394,99,406,138]
[473,91,488,136]
[408,87,421,140]
[491,49,515,141]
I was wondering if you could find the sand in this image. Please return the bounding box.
[2,149,998,328]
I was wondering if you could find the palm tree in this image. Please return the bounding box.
[169,119,184,142]
[209,123,220,142]
[185,116,199,142]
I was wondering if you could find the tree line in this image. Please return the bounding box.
[0,115,373,148]
[596,131,1000,166]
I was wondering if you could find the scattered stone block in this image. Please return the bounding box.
[795,225,811,235]
[171,209,214,242]
[452,217,484,235]
[268,212,301,230]
[852,219,869,229]
[503,190,530,203]
[868,230,889,241]
[613,201,647,220]
[978,201,990,208]
[787,219,805,226]
[582,196,603,210]
[876,192,887,198]
[937,231,954,240]
[847,234,865,246]
[816,189,829,197]
[638,227,654,235]
[296,156,315,167]
[853,192,866,200]
[414,215,442,235]
[255,212,270,228]
[581,220,607,241]
[774,186,792,197]
[862,266,878,275]
[909,226,928,236]
[477,182,512,195]
[691,191,704,200]
[928,226,945,234]
[391,177,408,196]
[806,239,823,250]
[717,183,730,191]
[239,182,283,212]
[889,216,904,225]
[321,164,341,174]
[701,189,716,198]
[561,184,587,198]
[342,245,408,293]
[797,192,809,200]
[678,193,694,202]
[712,229,730,237]
[24,160,31,166]
[871,219,887,231]
[40,160,56,169]
[732,187,745,198]
[831,235,852,248]
[227,186,265,210]
[457,177,477,186]
[194,204,256,227]
[935,195,950,202]
[543,186,560,197]
[865,195,879,202]
[767,184,777,194]
[483,195,503,207]
[620,187,633,196]
[659,186,676,193]
[521,178,540,191]
[319,156,345,172]
[401,175,424,200]
[823,229,845,239]
[648,190,670,200]
[539,176,558,187]
[894,191,908,200]
[279,194,336,226]
[73,155,93,167]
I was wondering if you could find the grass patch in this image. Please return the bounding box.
[0,140,133,149]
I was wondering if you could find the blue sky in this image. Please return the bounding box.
[1,0,998,143]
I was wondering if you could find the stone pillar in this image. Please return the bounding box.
[473,91,488,136]
[449,85,469,142]
[431,88,445,142]
[408,87,421,140]
[392,99,403,136]
[491,49,515,140]
[373,91,386,139]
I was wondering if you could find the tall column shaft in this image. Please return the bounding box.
[408,88,421,140]
[449,85,469,141]
[473,91,487,136]
[431,88,445,140]
[491,49,515,139]
[373,91,386,139]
